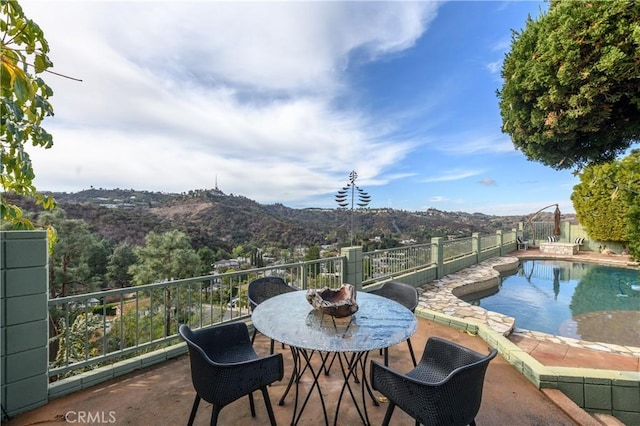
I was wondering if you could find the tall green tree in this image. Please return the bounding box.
[106,242,138,288]
[129,230,202,334]
[129,230,201,284]
[86,238,112,289]
[571,150,640,250]
[197,246,217,273]
[1,0,57,227]
[498,1,640,171]
[40,210,102,297]
[305,244,321,278]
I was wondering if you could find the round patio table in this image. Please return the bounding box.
[251,290,417,426]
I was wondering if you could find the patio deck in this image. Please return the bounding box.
[6,316,601,426]
[5,249,636,426]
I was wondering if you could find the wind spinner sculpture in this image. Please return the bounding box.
[335,171,371,245]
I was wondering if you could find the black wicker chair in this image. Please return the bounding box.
[178,323,284,426]
[248,276,296,353]
[370,337,497,426]
[369,281,419,366]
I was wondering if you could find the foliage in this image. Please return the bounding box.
[106,242,138,288]
[304,244,320,261]
[129,230,202,335]
[571,151,640,247]
[498,1,640,170]
[197,246,216,273]
[1,0,57,227]
[305,244,321,277]
[8,189,519,249]
[51,312,103,369]
[40,209,103,297]
[85,238,112,289]
[626,204,640,261]
[129,230,201,284]
[107,301,167,351]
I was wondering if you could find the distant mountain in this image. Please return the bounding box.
[6,188,571,250]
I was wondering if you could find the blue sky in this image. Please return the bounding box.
[23,0,587,216]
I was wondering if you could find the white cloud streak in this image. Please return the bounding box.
[420,169,484,183]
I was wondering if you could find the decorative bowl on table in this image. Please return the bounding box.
[305,284,358,318]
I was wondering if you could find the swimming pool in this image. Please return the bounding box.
[462,259,640,347]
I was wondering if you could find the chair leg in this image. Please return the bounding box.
[261,386,277,426]
[269,338,275,355]
[381,402,396,426]
[210,406,221,426]
[251,328,257,344]
[188,395,200,426]
[384,347,389,366]
[248,392,256,417]
[406,338,417,367]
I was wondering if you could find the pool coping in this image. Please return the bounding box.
[414,254,640,424]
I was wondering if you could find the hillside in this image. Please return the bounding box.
[5,188,568,250]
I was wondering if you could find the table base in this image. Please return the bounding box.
[279,347,379,426]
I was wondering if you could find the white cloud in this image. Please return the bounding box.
[21,1,441,203]
[485,60,502,74]
[428,196,449,203]
[436,132,515,155]
[420,169,484,183]
[478,178,496,186]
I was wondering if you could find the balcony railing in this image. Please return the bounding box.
[48,257,345,380]
[46,230,517,382]
[362,243,432,284]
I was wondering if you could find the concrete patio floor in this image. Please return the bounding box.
[6,317,592,426]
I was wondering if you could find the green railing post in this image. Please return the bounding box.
[341,246,363,290]
[562,221,571,243]
[472,232,480,261]
[300,263,308,290]
[431,237,444,279]
[497,230,504,255]
[1,231,49,417]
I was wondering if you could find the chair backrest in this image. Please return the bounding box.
[516,236,524,243]
[247,276,296,310]
[419,337,497,425]
[178,323,252,403]
[370,281,418,312]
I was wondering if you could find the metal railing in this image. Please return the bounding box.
[479,233,499,252]
[362,243,432,284]
[47,230,519,381]
[48,257,344,379]
[442,237,473,261]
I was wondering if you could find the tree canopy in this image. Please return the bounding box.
[571,150,640,248]
[498,1,640,170]
[129,230,202,285]
[1,0,57,226]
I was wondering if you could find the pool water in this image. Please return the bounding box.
[462,259,640,347]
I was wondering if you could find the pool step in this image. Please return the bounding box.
[541,389,600,425]
[592,413,626,426]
